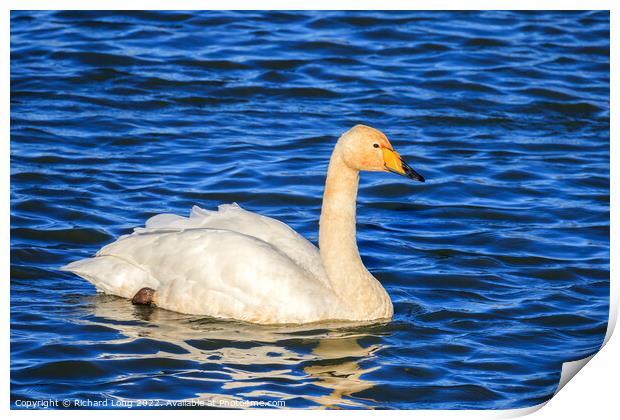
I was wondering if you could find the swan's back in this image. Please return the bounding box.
[135,203,328,285]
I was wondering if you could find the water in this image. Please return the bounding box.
[10,11,609,409]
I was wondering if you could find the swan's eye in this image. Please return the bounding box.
[373,143,379,148]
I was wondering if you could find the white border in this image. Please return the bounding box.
[4,1,615,418]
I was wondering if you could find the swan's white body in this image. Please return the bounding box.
[62,125,423,324]
[64,203,351,324]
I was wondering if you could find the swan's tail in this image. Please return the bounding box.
[60,256,158,299]
[61,203,244,297]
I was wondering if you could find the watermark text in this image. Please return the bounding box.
[14,398,286,409]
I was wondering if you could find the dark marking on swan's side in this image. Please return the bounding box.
[131,287,156,305]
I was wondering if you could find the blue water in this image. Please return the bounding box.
[11,11,609,409]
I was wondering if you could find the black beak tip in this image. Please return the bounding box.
[403,165,425,182]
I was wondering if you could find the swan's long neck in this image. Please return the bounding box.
[318,145,393,320]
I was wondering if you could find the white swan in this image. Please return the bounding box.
[62,125,424,324]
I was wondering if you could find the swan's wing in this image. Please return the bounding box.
[132,203,328,286]
[65,228,344,324]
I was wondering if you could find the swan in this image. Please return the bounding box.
[61,125,425,324]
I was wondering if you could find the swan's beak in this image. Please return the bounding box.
[382,147,425,182]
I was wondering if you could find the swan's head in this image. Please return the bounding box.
[338,124,425,182]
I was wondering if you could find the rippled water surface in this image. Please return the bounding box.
[11,11,610,409]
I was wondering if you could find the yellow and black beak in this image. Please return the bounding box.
[382,147,425,182]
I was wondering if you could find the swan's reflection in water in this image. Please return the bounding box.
[79,294,389,408]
